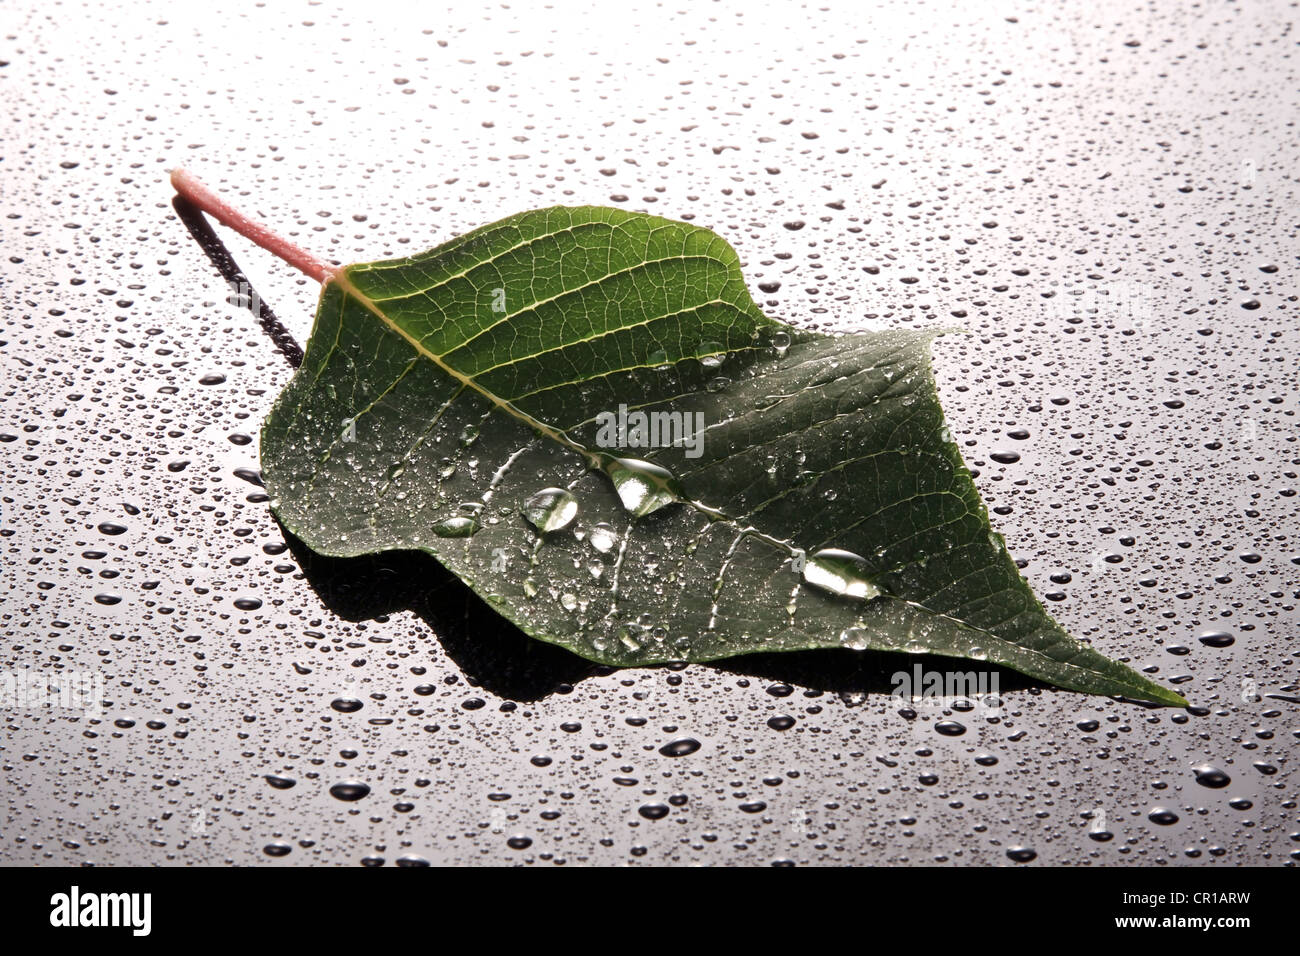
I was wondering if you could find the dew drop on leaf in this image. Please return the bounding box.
[605,458,681,517]
[588,522,619,554]
[802,548,881,600]
[432,514,480,538]
[521,487,578,533]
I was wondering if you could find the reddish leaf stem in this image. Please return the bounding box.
[170,168,335,283]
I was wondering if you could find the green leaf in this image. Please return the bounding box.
[259,205,1186,706]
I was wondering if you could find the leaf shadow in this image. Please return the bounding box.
[283,527,1039,705]
[714,648,1038,699]
[282,532,600,701]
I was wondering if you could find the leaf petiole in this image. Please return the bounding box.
[170,168,336,283]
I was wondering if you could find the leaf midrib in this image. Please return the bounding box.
[330,269,586,458]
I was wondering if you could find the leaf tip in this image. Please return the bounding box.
[1129,682,1189,708]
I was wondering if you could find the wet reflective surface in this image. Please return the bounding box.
[1,1,1296,865]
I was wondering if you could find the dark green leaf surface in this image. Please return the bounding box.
[260,206,1185,705]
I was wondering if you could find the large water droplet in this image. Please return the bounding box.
[329,781,371,802]
[588,522,619,554]
[802,548,881,599]
[659,738,701,757]
[1193,764,1231,788]
[433,514,480,537]
[521,487,578,533]
[605,458,681,517]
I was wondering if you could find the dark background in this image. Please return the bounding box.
[1,1,1295,866]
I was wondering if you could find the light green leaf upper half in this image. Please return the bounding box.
[259,205,1186,706]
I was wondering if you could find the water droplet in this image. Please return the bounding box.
[839,627,869,650]
[1193,765,1231,789]
[433,514,479,537]
[521,487,578,533]
[659,738,701,757]
[802,549,881,600]
[329,781,371,802]
[605,457,681,517]
[588,522,619,554]
[638,803,670,820]
[1196,629,1235,648]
